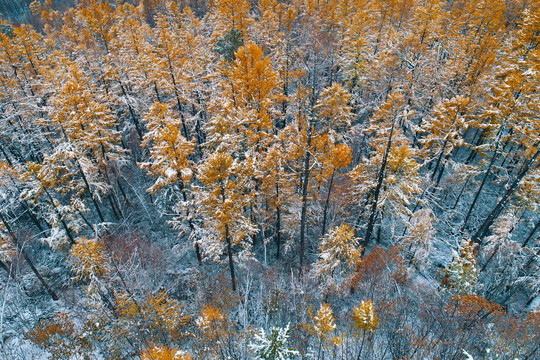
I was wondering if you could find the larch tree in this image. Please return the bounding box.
[401,208,435,268]
[419,95,470,189]
[225,42,279,148]
[20,59,126,250]
[139,102,201,262]
[313,223,361,291]
[210,0,252,38]
[152,13,194,142]
[0,162,58,299]
[194,152,257,291]
[312,83,353,236]
[350,90,420,251]
[470,7,540,245]
[295,82,353,269]
[257,142,299,259]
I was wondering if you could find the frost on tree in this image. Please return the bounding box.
[401,208,435,268]
[194,152,257,290]
[352,300,378,333]
[444,239,480,295]
[313,223,361,291]
[249,323,299,360]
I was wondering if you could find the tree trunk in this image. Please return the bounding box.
[225,224,236,292]
[433,157,448,189]
[120,83,143,141]
[20,200,47,232]
[321,170,335,238]
[462,125,505,230]
[299,119,314,270]
[362,117,396,253]
[276,205,282,260]
[167,55,190,141]
[465,128,484,165]
[452,175,470,209]
[523,218,540,248]
[0,212,58,300]
[431,139,449,183]
[41,186,75,245]
[472,146,540,245]
[76,159,105,223]
[0,259,16,280]
[178,180,201,265]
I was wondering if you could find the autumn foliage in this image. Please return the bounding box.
[0,0,538,359]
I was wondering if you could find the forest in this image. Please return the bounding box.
[0,0,539,359]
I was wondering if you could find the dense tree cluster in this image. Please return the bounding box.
[0,0,539,359]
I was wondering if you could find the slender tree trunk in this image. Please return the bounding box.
[453,175,470,209]
[76,160,105,223]
[20,200,47,232]
[299,119,314,270]
[167,55,190,141]
[0,259,16,280]
[40,186,75,245]
[499,143,515,169]
[362,117,396,253]
[480,243,501,273]
[0,143,13,166]
[465,128,484,165]
[523,218,540,248]
[117,178,129,204]
[433,158,448,189]
[276,205,282,260]
[275,180,282,259]
[431,140,449,183]
[472,146,540,245]
[120,83,143,141]
[225,224,236,292]
[0,213,58,300]
[462,125,505,230]
[321,170,335,238]
[376,211,384,244]
[178,181,201,265]
[154,81,162,102]
[107,195,120,220]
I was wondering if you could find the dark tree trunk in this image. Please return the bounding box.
[0,259,16,280]
[225,224,236,292]
[462,125,505,230]
[321,170,335,238]
[76,160,105,223]
[276,205,282,259]
[523,218,540,248]
[0,212,58,300]
[362,117,396,253]
[167,55,190,142]
[120,83,143,141]
[299,119,314,270]
[472,146,540,245]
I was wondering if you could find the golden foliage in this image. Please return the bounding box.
[313,303,336,340]
[196,305,226,331]
[69,236,110,280]
[313,224,362,289]
[140,102,194,194]
[352,300,378,333]
[141,345,192,360]
[27,312,89,360]
[315,83,353,130]
[117,291,190,337]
